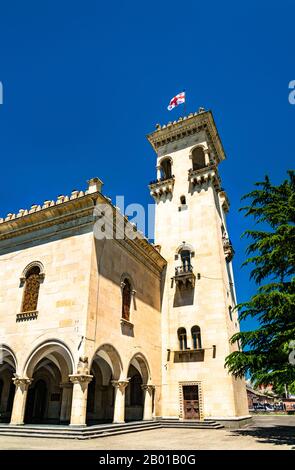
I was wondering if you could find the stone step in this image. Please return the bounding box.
[0,421,162,440]
[0,419,223,440]
[158,419,224,429]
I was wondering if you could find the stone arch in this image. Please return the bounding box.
[0,345,17,371]
[20,261,45,282]
[87,344,123,424]
[90,344,123,380]
[125,353,152,422]
[176,242,195,255]
[157,156,173,180]
[23,339,74,381]
[127,352,151,384]
[0,345,17,422]
[22,340,74,425]
[189,144,208,170]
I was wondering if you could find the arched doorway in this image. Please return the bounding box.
[87,344,122,425]
[23,341,74,425]
[125,354,151,422]
[0,346,17,423]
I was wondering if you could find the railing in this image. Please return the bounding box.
[149,175,175,185]
[175,264,193,275]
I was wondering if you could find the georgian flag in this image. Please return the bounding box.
[167,91,185,111]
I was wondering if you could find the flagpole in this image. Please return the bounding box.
[183,89,186,117]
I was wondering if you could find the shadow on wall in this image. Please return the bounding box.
[173,286,195,307]
[173,350,205,363]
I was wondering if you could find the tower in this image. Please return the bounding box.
[147,109,249,423]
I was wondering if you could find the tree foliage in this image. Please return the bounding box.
[225,171,295,389]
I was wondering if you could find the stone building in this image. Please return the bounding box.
[0,109,249,429]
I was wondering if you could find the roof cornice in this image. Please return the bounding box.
[147,109,226,163]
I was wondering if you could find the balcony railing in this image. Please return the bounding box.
[149,174,175,185]
[172,264,195,288]
[175,264,193,275]
[149,175,175,199]
[188,165,220,189]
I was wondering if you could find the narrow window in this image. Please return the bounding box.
[192,147,206,170]
[180,195,186,205]
[21,266,41,312]
[180,249,192,273]
[160,158,172,180]
[191,326,202,349]
[122,278,132,321]
[178,327,187,350]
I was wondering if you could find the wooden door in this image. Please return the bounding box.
[183,385,199,419]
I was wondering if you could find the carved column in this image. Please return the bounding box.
[141,384,155,421]
[69,374,92,426]
[111,380,129,424]
[60,382,73,423]
[10,378,32,425]
[156,165,161,180]
[204,149,210,166]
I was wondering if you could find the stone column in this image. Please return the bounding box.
[204,149,211,166]
[142,384,155,421]
[69,374,92,426]
[10,378,32,425]
[60,382,73,423]
[111,380,129,424]
[156,166,161,180]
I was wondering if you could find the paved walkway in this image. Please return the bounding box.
[0,416,294,450]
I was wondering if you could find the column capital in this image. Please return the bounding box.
[69,374,93,385]
[111,379,129,391]
[12,377,32,387]
[141,384,155,392]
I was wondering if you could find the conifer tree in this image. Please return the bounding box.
[225,171,295,389]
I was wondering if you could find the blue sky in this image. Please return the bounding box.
[0,1,293,333]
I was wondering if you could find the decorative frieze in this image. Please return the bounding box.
[188,165,221,189]
[149,176,175,199]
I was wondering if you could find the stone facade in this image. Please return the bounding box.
[147,110,249,420]
[0,110,249,428]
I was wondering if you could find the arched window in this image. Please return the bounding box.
[192,147,206,171]
[21,265,42,313]
[180,249,192,273]
[191,326,202,349]
[178,327,187,350]
[180,195,186,205]
[122,278,132,321]
[159,158,172,180]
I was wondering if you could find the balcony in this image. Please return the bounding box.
[188,165,220,189]
[223,237,235,261]
[173,348,205,363]
[149,175,175,199]
[172,264,195,288]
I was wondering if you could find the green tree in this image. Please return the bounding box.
[225,171,295,390]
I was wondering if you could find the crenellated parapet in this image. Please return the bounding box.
[0,177,103,224]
